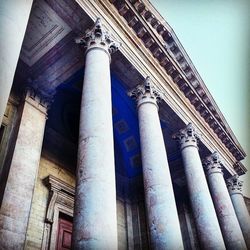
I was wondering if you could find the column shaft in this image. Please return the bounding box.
[227,176,250,248]
[0,0,33,125]
[0,92,47,249]
[203,153,246,250]
[73,19,120,249]
[129,77,184,250]
[174,124,225,250]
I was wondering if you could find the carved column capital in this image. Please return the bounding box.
[173,123,200,150]
[128,76,162,108]
[23,81,56,113]
[227,175,243,195]
[76,18,121,57]
[202,152,223,175]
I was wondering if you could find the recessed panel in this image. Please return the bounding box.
[20,0,71,66]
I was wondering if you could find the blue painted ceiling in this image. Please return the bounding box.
[47,70,144,178]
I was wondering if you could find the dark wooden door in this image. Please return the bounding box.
[56,217,72,250]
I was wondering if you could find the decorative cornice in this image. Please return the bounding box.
[233,161,247,176]
[44,175,75,223]
[173,123,200,150]
[202,152,223,175]
[24,80,56,109]
[108,0,246,164]
[127,76,162,107]
[44,175,75,195]
[75,18,121,56]
[226,175,243,195]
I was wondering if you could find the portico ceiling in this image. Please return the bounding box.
[11,0,233,186]
[42,68,190,181]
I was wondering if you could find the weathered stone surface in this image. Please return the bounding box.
[227,175,250,249]
[0,93,47,249]
[73,19,120,249]
[24,155,129,250]
[25,156,75,249]
[0,0,33,125]
[129,77,183,250]
[203,152,247,250]
[174,123,225,250]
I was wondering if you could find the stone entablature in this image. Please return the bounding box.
[108,0,245,164]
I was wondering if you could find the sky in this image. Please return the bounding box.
[150,0,250,196]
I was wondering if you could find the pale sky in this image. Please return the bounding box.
[150,0,250,196]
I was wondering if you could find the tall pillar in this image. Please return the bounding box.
[0,88,49,249]
[72,18,121,249]
[173,123,225,250]
[128,77,184,250]
[227,175,250,248]
[0,0,33,125]
[203,152,247,250]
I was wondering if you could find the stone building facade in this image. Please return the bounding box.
[0,0,249,249]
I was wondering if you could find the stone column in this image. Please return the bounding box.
[0,0,33,125]
[128,77,184,250]
[72,18,121,249]
[227,175,250,248]
[0,88,49,249]
[173,123,225,250]
[203,152,247,250]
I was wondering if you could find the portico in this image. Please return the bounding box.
[0,1,249,249]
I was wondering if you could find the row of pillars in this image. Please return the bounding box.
[0,17,249,250]
[72,19,250,249]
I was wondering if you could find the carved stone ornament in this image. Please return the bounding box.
[75,18,121,54]
[42,175,75,250]
[24,79,56,109]
[227,174,243,194]
[202,152,223,175]
[128,76,162,106]
[173,123,200,149]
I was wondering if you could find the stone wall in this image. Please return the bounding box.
[24,154,75,249]
[24,153,129,249]
[117,199,128,250]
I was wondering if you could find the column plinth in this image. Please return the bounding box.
[203,152,247,250]
[227,175,250,248]
[173,123,225,250]
[0,89,49,249]
[128,77,184,250]
[72,18,121,249]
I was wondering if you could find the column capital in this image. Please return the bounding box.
[202,152,223,175]
[75,18,121,56]
[23,80,56,112]
[173,123,200,150]
[127,76,162,108]
[227,175,243,195]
